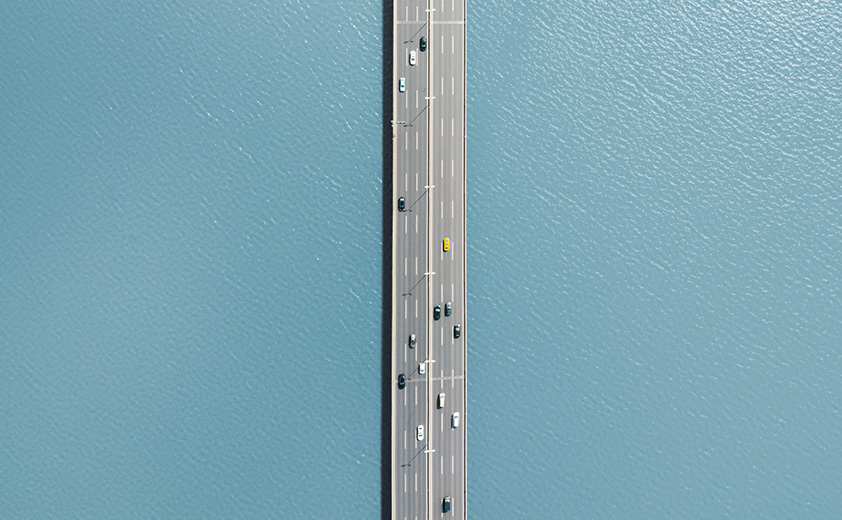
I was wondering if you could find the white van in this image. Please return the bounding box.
[437,392,445,409]
[451,412,460,428]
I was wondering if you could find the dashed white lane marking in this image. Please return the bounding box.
[451,35,454,52]
[414,385,418,405]
[404,473,407,492]
[415,472,418,492]
[404,257,407,277]
[451,369,455,388]
[415,299,418,318]
[451,76,454,96]
[405,132,408,150]
[441,34,444,53]
[415,214,418,233]
[451,118,454,136]
[415,131,419,150]
[416,6,419,21]
[451,159,454,178]
[451,455,454,473]
[404,216,407,234]
[404,430,407,450]
[415,256,418,275]
[415,172,418,191]
[440,118,443,137]
[405,172,408,191]
[415,89,418,109]
[441,76,444,97]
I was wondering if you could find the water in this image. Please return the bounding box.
[1,1,384,518]
[2,0,842,518]
[467,1,842,518]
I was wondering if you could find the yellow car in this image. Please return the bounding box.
[443,237,451,252]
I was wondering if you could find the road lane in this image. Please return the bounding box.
[393,1,465,518]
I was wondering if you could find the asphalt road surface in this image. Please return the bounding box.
[391,1,466,518]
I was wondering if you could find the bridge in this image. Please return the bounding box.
[390,0,467,518]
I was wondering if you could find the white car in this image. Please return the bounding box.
[451,412,460,428]
[416,425,425,441]
[419,362,426,375]
[409,50,416,66]
[438,392,445,409]
[399,77,406,92]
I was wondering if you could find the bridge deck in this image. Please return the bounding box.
[391,1,467,518]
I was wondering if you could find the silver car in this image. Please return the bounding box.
[399,77,406,92]
[409,50,416,66]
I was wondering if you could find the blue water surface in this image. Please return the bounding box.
[467,1,842,518]
[2,1,384,518]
